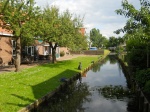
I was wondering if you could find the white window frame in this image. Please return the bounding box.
[11,40,16,56]
[25,46,34,56]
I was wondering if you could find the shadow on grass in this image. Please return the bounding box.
[32,69,78,99]
[6,94,35,108]
[7,94,34,107]
[7,69,79,109]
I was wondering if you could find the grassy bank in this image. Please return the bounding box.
[0,49,110,112]
[0,55,103,112]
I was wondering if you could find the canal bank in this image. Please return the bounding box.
[117,55,150,112]
[33,55,139,112]
[17,55,105,112]
[0,55,102,112]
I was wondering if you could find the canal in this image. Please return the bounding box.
[37,56,137,112]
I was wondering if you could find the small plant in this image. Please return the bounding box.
[60,51,65,57]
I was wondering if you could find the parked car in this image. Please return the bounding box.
[89,47,97,50]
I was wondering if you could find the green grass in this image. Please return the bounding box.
[0,56,102,112]
[104,49,110,56]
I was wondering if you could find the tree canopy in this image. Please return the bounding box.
[115,0,150,42]
[90,28,108,48]
[0,0,40,71]
[115,0,150,69]
[0,0,87,69]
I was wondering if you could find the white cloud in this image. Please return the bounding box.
[35,0,141,38]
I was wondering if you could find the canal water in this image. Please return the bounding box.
[37,56,137,112]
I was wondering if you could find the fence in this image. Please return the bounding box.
[70,50,104,55]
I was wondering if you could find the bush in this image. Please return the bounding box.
[144,80,150,94]
[60,51,65,57]
[135,69,150,87]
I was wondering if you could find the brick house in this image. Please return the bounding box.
[29,40,60,60]
[0,27,14,66]
[0,33,60,66]
[79,27,86,36]
[0,26,85,65]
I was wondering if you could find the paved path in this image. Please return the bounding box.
[0,55,83,74]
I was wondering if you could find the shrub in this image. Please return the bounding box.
[60,51,65,57]
[135,69,150,87]
[144,80,150,94]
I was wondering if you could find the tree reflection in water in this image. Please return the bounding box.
[109,55,117,64]
[37,80,92,112]
[91,56,117,73]
[91,58,108,72]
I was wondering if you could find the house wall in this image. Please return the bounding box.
[37,45,44,55]
[0,37,12,65]
[59,47,69,55]
[79,27,86,36]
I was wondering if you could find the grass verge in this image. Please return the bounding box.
[0,55,102,112]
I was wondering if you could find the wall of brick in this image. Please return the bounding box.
[0,37,12,65]
[59,47,69,55]
[79,27,86,36]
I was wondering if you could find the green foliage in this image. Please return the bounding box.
[126,39,150,69]
[90,28,108,48]
[135,69,150,87]
[115,0,150,69]
[116,46,124,54]
[144,80,150,93]
[108,36,118,47]
[0,0,41,71]
[115,0,150,36]
[0,0,39,38]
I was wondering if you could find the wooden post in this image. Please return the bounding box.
[148,104,150,112]
[139,96,144,112]
[143,102,149,112]
[136,90,141,109]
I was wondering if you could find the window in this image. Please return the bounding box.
[25,46,34,56]
[11,40,16,56]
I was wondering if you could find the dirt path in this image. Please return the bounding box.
[0,55,84,74]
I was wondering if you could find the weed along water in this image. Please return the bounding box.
[36,56,137,112]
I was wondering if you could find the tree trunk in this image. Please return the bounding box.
[49,42,57,63]
[15,37,21,72]
[52,47,56,63]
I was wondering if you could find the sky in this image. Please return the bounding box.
[34,0,141,38]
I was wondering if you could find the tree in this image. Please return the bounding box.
[115,0,150,68]
[90,28,106,48]
[37,5,61,63]
[108,36,118,47]
[38,6,84,63]
[58,10,84,51]
[0,0,40,71]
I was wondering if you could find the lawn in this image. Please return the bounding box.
[0,55,108,112]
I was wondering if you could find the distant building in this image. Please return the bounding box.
[79,27,86,36]
[109,47,116,51]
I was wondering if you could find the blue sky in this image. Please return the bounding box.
[35,0,140,38]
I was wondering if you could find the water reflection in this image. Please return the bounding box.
[37,81,92,112]
[91,57,108,73]
[109,55,118,64]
